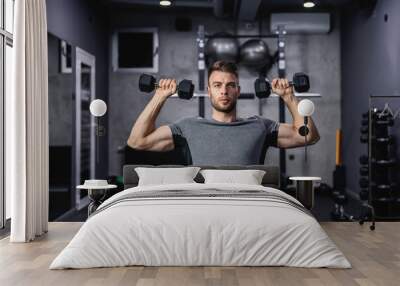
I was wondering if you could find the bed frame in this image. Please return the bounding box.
[123,165,280,189]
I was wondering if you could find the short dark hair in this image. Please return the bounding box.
[207,61,238,83]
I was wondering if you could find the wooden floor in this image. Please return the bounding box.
[0,222,399,286]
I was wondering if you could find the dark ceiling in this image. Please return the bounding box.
[107,0,362,21]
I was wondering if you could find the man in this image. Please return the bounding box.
[127,61,320,165]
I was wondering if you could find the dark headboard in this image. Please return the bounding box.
[123,165,280,189]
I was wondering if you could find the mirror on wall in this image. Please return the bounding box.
[47,32,74,221]
[75,47,96,210]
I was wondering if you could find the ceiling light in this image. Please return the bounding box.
[160,0,172,6]
[303,0,315,8]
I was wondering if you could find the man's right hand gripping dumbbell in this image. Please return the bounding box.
[126,77,178,152]
[155,78,178,100]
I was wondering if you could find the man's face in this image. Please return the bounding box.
[207,71,240,113]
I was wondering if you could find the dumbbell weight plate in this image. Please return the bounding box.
[359,155,369,165]
[371,159,396,167]
[254,77,271,98]
[360,166,368,176]
[177,80,194,100]
[373,135,394,144]
[359,177,369,188]
[374,118,394,126]
[292,73,310,93]
[359,189,369,200]
[373,197,393,203]
[376,183,397,191]
[360,126,368,134]
[139,74,156,93]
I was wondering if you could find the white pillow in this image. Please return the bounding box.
[200,169,266,185]
[135,167,201,186]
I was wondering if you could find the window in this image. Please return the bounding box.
[1,0,14,229]
[111,28,159,73]
[5,0,13,33]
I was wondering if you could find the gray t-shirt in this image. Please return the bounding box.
[168,116,279,165]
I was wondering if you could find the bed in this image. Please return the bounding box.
[50,165,351,269]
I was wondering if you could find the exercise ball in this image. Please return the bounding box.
[205,32,239,65]
[240,39,271,70]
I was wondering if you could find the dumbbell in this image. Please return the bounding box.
[359,189,369,201]
[360,135,368,143]
[360,166,368,176]
[373,135,394,144]
[375,117,394,126]
[138,74,194,100]
[361,134,393,144]
[360,126,368,134]
[359,155,369,165]
[376,183,397,191]
[359,177,369,188]
[254,73,310,98]
[371,158,396,167]
[361,118,369,126]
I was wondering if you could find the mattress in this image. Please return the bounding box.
[50,183,351,269]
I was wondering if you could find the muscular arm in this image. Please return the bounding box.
[271,79,320,148]
[127,79,176,152]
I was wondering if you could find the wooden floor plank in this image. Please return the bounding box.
[0,222,399,286]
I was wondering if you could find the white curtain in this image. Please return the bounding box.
[7,0,49,242]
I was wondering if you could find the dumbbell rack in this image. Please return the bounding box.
[359,95,400,220]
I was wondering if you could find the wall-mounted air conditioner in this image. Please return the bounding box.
[270,13,330,34]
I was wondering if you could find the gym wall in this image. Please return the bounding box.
[341,0,400,197]
[108,7,342,185]
[46,0,109,179]
[47,33,73,147]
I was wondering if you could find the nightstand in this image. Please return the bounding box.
[77,180,117,217]
[289,177,321,210]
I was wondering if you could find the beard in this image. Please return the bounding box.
[210,96,237,113]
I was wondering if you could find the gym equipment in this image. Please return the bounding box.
[139,74,194,100]
[359,155,369,165]
[291,73,311,92]
[358,100,399,221]
[240,39,271,70]
[359,189,369,200]
[360,126,368,134]
[331,193,353,221]
[359,177,369,188]
[316,183,332,195]
[330,130,354,222]
[205,32,240,65]
[329,129,375,230]
[254,77,271,98]
[254,73,310,98]
[371,158,396,166]
[360,166,368,176]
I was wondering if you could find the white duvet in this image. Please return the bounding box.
[50,183,351,269]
